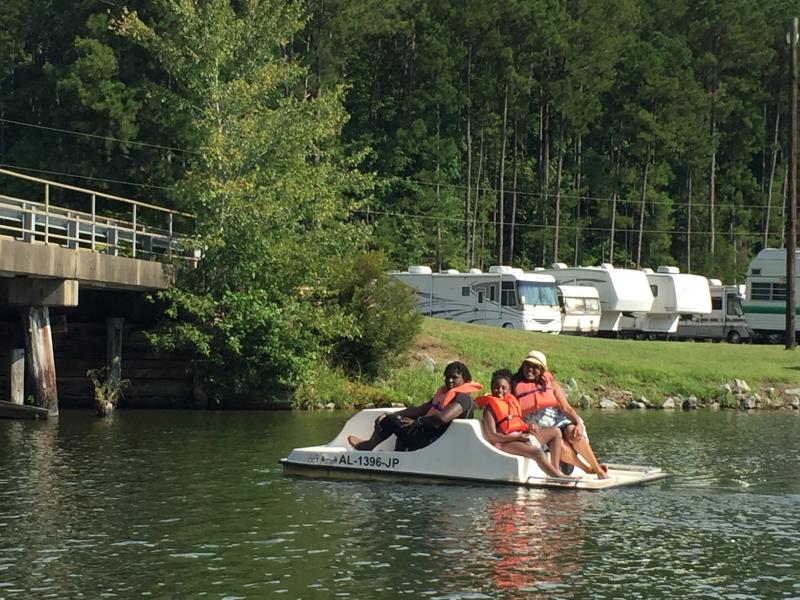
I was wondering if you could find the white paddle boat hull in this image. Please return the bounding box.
[281,409,666,490]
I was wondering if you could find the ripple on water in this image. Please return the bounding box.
[1,410,800,598]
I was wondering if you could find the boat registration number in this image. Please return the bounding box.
[307,454,400,469]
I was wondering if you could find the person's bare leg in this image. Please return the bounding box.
[560,424,607,478]
[558,443,592,473]
[569,437,609,479]
[500,441,580,479]
[533,426,562,472]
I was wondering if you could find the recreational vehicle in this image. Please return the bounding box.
[743,248,800,341]
[557,285,601,335]
[539,264,653,333]
[620,267,712,336]
[391,266,562,333]
[674,280,751,343]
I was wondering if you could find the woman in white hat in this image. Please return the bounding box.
[511,350,608,479]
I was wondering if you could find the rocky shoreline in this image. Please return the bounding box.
[564,379,800,411]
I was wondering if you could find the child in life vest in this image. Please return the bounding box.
[477,369,577,479]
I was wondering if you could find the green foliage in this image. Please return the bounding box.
[117,0,372,400]
[331,251,422,378]
[87,367,130,417]
[417,317,799,405]
[293,363,409,409]
[4,0,800,404]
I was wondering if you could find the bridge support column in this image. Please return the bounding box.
[23,307,58,417]
[106,318,124,382]
[9,349,24,405]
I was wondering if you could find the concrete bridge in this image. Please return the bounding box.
[0,168,194,416]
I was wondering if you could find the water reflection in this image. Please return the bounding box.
[0,409,799,598]
[473,488,582,597]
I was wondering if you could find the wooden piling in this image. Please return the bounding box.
[9,348,24,405]
[23,307,58,416]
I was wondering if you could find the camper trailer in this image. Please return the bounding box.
[539,264,653,333]
[743,248,800,341]
[557,285,601,335]
[619,267,712,336]
[391,266,562,333]
[674,280,751,343]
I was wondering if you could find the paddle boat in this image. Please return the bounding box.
[280,408,667,490]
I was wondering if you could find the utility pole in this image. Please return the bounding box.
[787,17,798,350]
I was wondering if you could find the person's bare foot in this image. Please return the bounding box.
[347,435,371,450]
[596,465,610,480]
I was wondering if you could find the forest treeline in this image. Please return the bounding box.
[0,0,797,396]
[299,0,797,282]
[1,1,797,280]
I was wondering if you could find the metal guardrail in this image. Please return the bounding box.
[0,168,195,262]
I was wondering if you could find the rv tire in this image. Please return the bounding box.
[727,330,742,344]
[502,323,514,329]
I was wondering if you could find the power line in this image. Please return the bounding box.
[0,117,191,154]
[0,161,773,240]
[362,208,776,239]
[380,175,782,212]
[1,117,783,212]
[0,163,171,191]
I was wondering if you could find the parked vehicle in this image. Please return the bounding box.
[391,265,562,333]
[674,279,751,343]
[619,267,712,336]
[557,285,601,335]
[743,248,800,342]
[540,263,653,333]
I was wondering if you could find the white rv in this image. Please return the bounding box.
[674,280,751,343]
[539,263,653,333]
[557,285,601,335]
[620,267,712,335]
[391,266,562,333]
[743,248,800,341]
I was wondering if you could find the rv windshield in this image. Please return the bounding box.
[518,282,558,307]
[727,295,744,317]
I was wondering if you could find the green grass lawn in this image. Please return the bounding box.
[383,318,800,405]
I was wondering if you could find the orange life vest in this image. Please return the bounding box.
[425,381,483,416]
[475,393,528,434]
[513,371,559,414]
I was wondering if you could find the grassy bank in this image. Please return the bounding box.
[311,317,800,409]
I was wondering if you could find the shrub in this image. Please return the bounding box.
[331,251,422,379]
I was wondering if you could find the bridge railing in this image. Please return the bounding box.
[0,168,196,263]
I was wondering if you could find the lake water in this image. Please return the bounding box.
[1,409,799,599]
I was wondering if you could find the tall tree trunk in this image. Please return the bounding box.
[436,221,442,271]
[497,84,508,264]
[435,103,441,271]
[574,198,580,266]
[480,220,486,270]
[709,102,717,257]
[573,132,583,266]
[509,122,518,266]
[687,167,692,273]
[765,104,781,247]
[762,102,767,193]
[471,130,485,267]
[539,100,550,263]
[637,148,650,269]
[781,165,789,245]
[465,50,473,267]
[609,127,622,263]
[553,125,564,264]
